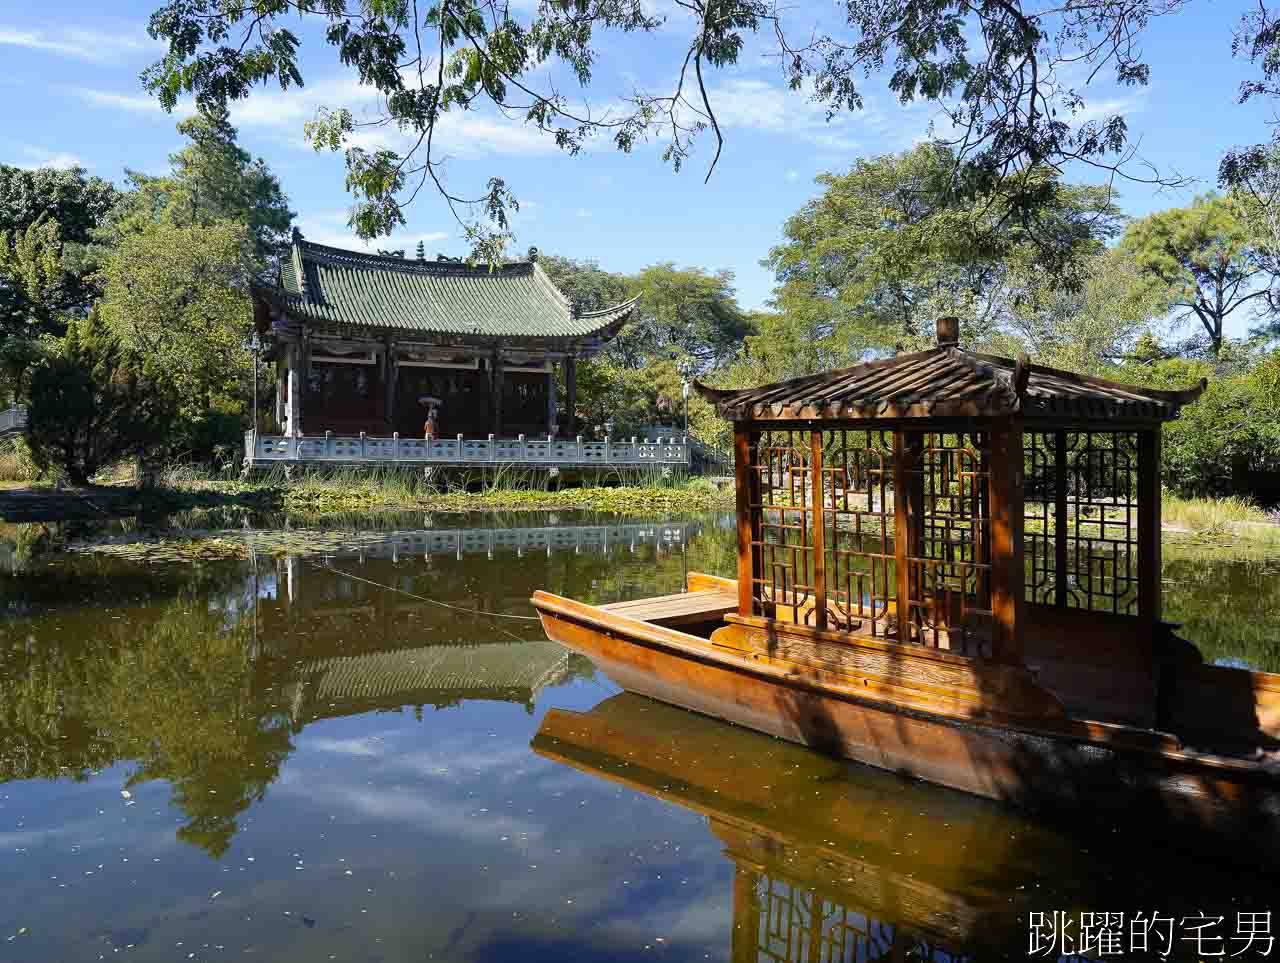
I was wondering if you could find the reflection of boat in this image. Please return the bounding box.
[533,322,1280,847]
[533,694,1030,955]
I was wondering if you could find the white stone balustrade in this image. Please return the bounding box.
[0,406,28,435]
[244,430,689,467]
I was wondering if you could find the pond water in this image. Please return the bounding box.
[2,511,1280,961]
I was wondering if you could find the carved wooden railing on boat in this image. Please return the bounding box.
[244,430,690,468]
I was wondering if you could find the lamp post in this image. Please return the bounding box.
[682,381,690,435]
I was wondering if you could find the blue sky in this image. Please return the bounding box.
[0,1,1273,315]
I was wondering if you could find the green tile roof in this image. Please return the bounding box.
[269,238,637,341]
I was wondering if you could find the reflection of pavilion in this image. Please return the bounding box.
[284,641,573,721]
[532,694,1083,961]
[273,521,700,564]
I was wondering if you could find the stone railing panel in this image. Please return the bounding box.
[247,432,690,466]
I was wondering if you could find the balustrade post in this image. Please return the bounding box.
[488,433,495,461]
[360,431,367,460]
[457,433,464,462]
[392,431,399,461]
[604,435,611,463]
[577,435,583,464]
[325,430,333,459]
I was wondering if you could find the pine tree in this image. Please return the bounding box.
[26,309,176,485]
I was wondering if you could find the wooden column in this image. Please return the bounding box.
[809,430,827,630]
[988,420,1025,664]
[284,341,303,437]
[729,864,761,963]
[384,338,398,432]
[1053,429,1069,608]
[275,356,287,429]
[734,426,761,618]
[565,355,577,435]
[1138,428,1162,629]
[892,431,920,644]
[547,362,558,436]
[490,351,505,438]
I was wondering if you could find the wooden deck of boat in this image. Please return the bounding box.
[599,589,737,627]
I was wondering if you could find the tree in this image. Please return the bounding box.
[996,249,1166,375]
[25,310,177,485]
[761,145,1122,375]
[99,219,255,450]
[1120,195,1272,357]
[1120,346,1280,496]
[623,263,754,372]
[142,0,1182,257]
[537,254,630,315]
[0,165,118,341]
[102,107,293,274]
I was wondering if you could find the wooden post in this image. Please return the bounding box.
[988,420,1025,664]
[547,361,558,436]
[729,864,761,963]
[1053,429,1069,608]
[734,426,761,619]
[565,355,578,436]
[275,355,287,429]
[490,351,504,438]
[892,431,919,644]
[1138,428,1162,629]
[285,342,303,437]
[384,339,398,432]
[809,430,827,630]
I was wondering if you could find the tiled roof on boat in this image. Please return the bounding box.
[261,236,638,341]
[695,318,1206,424]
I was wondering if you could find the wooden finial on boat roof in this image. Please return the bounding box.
[1014,352,1031,396]
[936,316,960,347]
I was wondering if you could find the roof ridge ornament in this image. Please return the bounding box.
[936,316,960,347]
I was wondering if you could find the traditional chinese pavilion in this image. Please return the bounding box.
[252,231,637,441]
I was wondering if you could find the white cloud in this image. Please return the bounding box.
[12,145,87,170]
[73,87,196,118]
[699,78,861,151]
[295,210,450,254]
[0,25,154,63]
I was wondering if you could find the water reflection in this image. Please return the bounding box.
[0,517,725,860]
[534,692,1280,962]
[2,513,1279,961]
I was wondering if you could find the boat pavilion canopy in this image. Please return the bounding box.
[253,233,639,439]
[695,317,1206,702]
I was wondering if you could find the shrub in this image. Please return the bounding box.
[25,309,177,485]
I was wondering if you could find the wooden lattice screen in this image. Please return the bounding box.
[735,866,969,963]
[821,430,896,638]
[898,432,993,656]
[1023,431,1143,615]
[743,428,999,655]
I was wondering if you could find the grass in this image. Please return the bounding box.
[1162,492,1278,537]
[0,461,735,521]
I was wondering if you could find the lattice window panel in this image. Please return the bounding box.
[903,432,992,655]
[750,873,958,962]
[750,430,817,623]
[1023,431,1059,605]
[1021,431,1141,615]
[1064,432,1140,614]
[821,430,895,638]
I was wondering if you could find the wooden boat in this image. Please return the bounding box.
[533,318,1280,843]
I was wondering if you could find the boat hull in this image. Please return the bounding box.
[533,591,1280,852]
